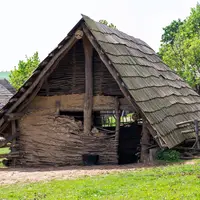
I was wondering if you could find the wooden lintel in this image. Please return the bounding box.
[83,35,93,135]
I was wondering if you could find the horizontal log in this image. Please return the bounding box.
[181,129,195,134]
[176,120,200,127]
[0,152,21,159]
[0,143,19,148]
[180,156,200,160]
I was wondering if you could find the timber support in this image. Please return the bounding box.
[83,35,93,135]
[140,120,151,163]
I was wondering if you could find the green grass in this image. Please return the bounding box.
[0,147,10,167]
[0,160,200,200]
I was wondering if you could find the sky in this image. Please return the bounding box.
[0,0,199,71]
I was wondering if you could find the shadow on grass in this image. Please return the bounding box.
[0,158,199,173]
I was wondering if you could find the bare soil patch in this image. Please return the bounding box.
[0,164,147,185]
[0,160,197,185]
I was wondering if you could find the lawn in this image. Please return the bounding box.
[0,160,200,200]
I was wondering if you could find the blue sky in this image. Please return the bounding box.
[0,0,199,71]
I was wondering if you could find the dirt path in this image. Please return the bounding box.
[1,160,197,185]
[0,164,147,185]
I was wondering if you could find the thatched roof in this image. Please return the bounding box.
[0,79,15,109]
[0,15,199,148]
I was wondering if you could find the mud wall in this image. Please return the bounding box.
[17,94,122,166]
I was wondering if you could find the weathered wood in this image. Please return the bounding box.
[83,35,93,135]
[0,35,78,128]
[176,120,196,127]
[44,79,49,96]
[114,98,120,143]
[0,152,20,159]
[5,113,24,121]
[11,120,17,166]
[140,120,151,163]
[181,129,195,134]
[194,120,200,149]
[82,25,140,114]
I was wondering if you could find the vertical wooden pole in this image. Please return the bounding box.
[140,120,151,163]
[194,120,200,149]
[83,36,93,135]
[115,98,121,163]
[115,98,120,142]
[11,120,17,166]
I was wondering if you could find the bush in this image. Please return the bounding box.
[156,149,180,162]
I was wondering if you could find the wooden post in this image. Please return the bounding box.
[11,120,17,166]
[194,120,200,149]
[115,98,121,142]
[83,36,93,135]
[140,120,151,163]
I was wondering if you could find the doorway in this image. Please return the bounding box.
[118,122,142,164]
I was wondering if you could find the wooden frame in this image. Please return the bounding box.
[83,35,93,135]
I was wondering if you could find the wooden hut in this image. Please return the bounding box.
[1,15,200,166]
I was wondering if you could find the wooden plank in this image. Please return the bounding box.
[11,120,17,166]
[83,35,93,135]
[194,120,200,149]
[176,120,194,127]
[5,113,24,120]
[140,120,151,163]
[0,35,78,128]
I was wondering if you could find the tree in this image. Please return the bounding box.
[159,3,200,93]
[9,52,40,90]
[161,19,184,45]
[99,19,116,29]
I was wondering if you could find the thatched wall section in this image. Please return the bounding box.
[18,111,117,166]
[38,40,123,97]
[16,94,123,166]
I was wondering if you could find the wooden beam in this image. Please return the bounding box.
[11,120,17,166]
[114,98,121,142]
[194,120,200,149]
[0,35,78,128]
[5,113,24,121]
[83,35,93,135]
[140,120,151,163]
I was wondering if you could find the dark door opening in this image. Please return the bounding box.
[118,123,142,164]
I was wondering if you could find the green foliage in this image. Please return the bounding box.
[157,149,180,162]
[159,3,200,93]
[161,19,184,45]
[0,160,200,199]
[9,52,40,90]
[99,20,116,29]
